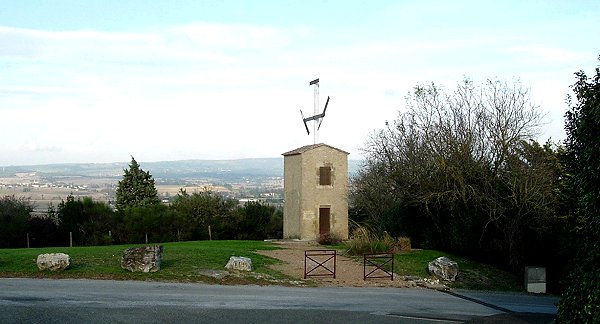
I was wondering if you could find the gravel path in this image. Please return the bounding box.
[257,241,414,288]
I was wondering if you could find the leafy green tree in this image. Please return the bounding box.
[236,201,282,240]
[27,203,60,247]
[558,57,600,322]
[56,195,115,246]
[27,216,59,248]
[56,194,86,245]
[170,189,237,240]
[0,195,33,248]
[116,204,170,244]
[80,197,114,246]
[115,157,160,211]
[263,206,284,239]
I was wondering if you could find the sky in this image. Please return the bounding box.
[1,0,599,166]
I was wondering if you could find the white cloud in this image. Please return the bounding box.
[504,46,591,64]
[167,22,296,50]
[24,141,62,153]
[0,7,598,166]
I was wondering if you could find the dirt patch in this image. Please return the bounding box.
[257,241,414,288]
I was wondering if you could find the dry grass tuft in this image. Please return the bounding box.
[345,224,396,255]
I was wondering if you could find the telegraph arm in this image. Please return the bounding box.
[299,78,330,143]
[317,96,329,130]
[301,96,329,132]
[300,109,311,135]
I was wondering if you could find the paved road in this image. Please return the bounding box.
[0,279,557,323]
[453,289,559,314]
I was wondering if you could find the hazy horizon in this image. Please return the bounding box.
[1,1,599,166]
[0,155,365,169]
[0,156,285,168]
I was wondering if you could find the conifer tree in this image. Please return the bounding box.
[115,157,160,211]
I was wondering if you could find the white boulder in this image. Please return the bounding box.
[37,253,71,271]
[428,256,459,282]
[225,256,252,271]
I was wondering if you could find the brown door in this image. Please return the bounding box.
[319,208,331,236]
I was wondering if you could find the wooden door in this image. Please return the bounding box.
[319,208,331,236]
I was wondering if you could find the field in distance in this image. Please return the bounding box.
[0,158,299,212]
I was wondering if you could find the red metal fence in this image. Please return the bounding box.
[363,253,394,281]
[304,250,337,279]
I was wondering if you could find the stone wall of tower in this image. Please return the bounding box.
[283,144,349,240]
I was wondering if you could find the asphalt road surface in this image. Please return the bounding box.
[0,278,558,323]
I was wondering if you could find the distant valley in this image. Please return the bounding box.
[0,158,363,213]
[1,158,362,180]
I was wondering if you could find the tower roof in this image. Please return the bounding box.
[282,143,349,156]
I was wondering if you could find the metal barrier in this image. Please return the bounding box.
[363,253,394,280]
[304,250,336,279]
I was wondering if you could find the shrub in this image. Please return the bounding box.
[397,236,412,252]
[345,224,396,255]
[318,233,342,245]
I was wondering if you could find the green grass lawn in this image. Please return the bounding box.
[393,249,522,291]
[0,241,523,291]
[0,240,287,284]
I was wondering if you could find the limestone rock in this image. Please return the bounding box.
[121,245,163,273]
[199,269,230,279]
[225,256,252,271]
[428,256,459,282]
[399,276,449,290]
[36,253,71,271]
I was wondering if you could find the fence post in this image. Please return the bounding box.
[208,225,212,240]
[69,232,73,247]
[27,233,30,248]
[145,233,148,244]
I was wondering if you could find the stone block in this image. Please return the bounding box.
[121,245,163,273]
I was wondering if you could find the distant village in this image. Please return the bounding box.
[0,171,284,215]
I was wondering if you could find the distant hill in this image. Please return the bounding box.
[0,158,363,180]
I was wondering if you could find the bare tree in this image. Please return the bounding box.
[351,79,560,268]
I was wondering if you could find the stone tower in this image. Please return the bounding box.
[282,143,349,240]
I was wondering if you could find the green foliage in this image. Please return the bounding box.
[116,204,174,244]
[170,189,238,240]
[56,195,85,244]
[351,79,575,281]
[0,195,33,248]
[2,164,283,247]
[236,201,283,240]
[57,195,115,246]
[558,57,600,322]
[27,215,60,248]
[169,192,283,241]
[80,197,115,246]
[115,157,160,211]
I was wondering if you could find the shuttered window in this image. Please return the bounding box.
[319,166,332,186]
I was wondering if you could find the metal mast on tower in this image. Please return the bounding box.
[300,78,330,144]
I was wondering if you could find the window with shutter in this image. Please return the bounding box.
[319,166,332,185]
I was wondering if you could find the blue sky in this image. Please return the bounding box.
[1,0,598,166]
